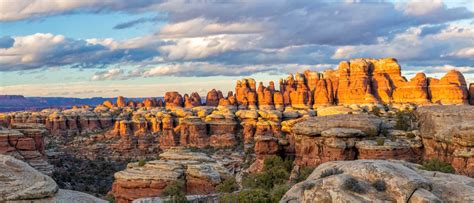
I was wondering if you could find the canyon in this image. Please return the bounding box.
[0,58,473,202]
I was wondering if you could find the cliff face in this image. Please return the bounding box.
[0,123,53,175]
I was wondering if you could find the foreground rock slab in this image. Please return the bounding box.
[0,154,106,203]
[281,160,474,203]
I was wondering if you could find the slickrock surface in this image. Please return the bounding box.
[0,154,106,203]
[281,160,474,203]
[112,147,231,203]
[0,123,53,175]
[416,105,474,176]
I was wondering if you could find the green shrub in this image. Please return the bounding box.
[242,171,273,190]
[243,156,293,190]
[294,166,315,183]
[342,177,365,194]
[371,106,381,117]
[372,179,386,192]
[270,184,290,203]
[162,180,187,203]
[406,132,416,139]
[102,194,115,203]
[216,177,239,193]
[302,182,315,190]
[319,168,344,178]
[237,189,271,203]
[375,137,385,146]
[240,156,295,203]
[138,159,146,167]
[263,156,293,173]
[395,110,415,131]
[419,158,455,173]
[219,193,238,203]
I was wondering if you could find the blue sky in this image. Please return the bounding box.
[1,0,474,98]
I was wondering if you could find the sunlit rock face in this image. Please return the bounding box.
[428,70,470,104]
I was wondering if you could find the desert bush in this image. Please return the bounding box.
[319,168,344,178]
[219,193,238,203]
[102,194,115,203]
[138,159,146,167]
[342,177,366,194]
[241,156,294,202]
[372,179,386,191]
[371,106,381,117]
[216,177,238,193]
[237,189,271,203]
[294,166,315,183]
[395,110,415,131]
[419,158,455,173]
[270,184,290,203]
[375,137,385,146]
[161,180,187,203]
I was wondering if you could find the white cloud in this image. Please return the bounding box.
[159,18,263,38]
[331,24,474,65]
[91,68,124,81]
[448,47,474,58]
[159,34,259,60]
[398,0,444,16]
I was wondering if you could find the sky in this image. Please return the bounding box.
[0,0,474,98]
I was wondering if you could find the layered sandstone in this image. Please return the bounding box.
[0,123,53,175]
[282,160,474,202]
[416,105,474,176]
[112,147,230,203]
[428,70,469,104]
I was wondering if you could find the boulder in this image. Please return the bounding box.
[282,160,474,203]
[0,154,105,202]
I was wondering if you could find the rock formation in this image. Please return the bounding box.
[429,70,469,104]
[111,147,230,203]
[0,123,53,175]
[282,160,474,202]
[0,154,106,202]
[416,105,474,176]
[164,92,184,108]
